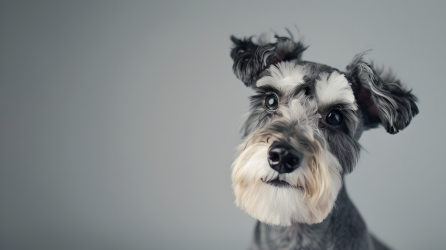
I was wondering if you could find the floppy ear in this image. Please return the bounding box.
[230,34,307,87]
[346,54,419,134]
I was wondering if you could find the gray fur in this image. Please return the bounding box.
[230,32,419,250]
[231,35,307,87]
[345,54,419,134]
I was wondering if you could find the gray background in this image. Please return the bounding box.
[1,1,445,250]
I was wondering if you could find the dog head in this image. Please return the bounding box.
[230,33,418,226]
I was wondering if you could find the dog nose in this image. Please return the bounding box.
[268,141,303,174]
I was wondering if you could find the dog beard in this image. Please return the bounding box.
[231,132,342,226]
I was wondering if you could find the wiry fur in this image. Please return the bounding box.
[257,61,307,91]
[229,31,419,250]
[231,35,307,87]
[346,54,419,134]
[315,71,356,108]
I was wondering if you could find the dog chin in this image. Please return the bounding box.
[233,178,314,226]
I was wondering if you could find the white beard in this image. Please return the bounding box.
[231,137,342,226]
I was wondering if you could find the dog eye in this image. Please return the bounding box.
[264,94,279,111]
[326,110,344,126]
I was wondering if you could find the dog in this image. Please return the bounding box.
[229,32,418,250]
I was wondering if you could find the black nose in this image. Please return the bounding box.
[268,141,303,174]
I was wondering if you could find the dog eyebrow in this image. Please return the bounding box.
[314,71,357,110]
[291,82,312,98]
[257,85,281,95]
[318,99,358,115]
[322,101,353,111]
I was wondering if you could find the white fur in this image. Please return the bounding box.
[315,71,357,110]
[256,61,306,91]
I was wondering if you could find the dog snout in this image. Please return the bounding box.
[268,141,303,174]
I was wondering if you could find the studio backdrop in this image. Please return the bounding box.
[1,1,445,250]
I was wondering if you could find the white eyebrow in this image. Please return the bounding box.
[315,71,357,110]
[256,61,306,91]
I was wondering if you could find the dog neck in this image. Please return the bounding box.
[249,184,374,250]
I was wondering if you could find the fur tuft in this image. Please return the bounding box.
[346,54,419,134]
[230,34,307,87]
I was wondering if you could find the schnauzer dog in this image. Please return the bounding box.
[230,32,418,250]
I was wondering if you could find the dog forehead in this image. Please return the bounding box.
[256,61,356,108]
[256,61,307,90]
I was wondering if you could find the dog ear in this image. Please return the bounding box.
[346,54,419,134]
[230,34,307,88]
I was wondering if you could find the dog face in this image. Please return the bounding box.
[230,34,418,226]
